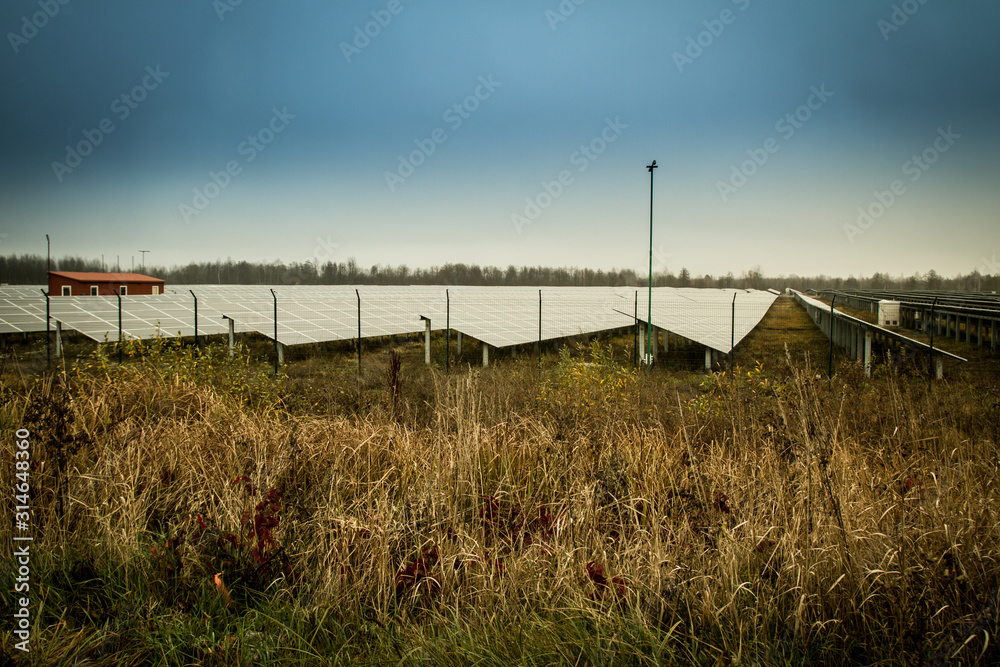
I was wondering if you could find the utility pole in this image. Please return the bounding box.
[645,160,657,368]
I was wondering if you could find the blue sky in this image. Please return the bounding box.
[1,1,998,279]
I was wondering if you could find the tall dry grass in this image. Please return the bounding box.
[1,340,998,664]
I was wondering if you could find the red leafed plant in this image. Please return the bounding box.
[225,477,291,592]
[480,494,559,551]
[586,561,626,602]
[150,477,292,608]
[395,545,440,600]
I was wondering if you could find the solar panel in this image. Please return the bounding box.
[621,288,778,353]
[0,296,46,334]
[0,285,780,354]
[48,294,229,342]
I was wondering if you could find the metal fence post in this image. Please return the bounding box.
[446,289,450,374]
[189,289,198,349]
[42,289,50,366]
[633,291,638,367]
[730,292,736,379]
[116,292,123,364]
[828,295,837,378]
[356,289,361,376]
[270,289,278,374]
[928,296,938,388]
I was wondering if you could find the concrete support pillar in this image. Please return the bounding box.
[277,342,285,365]
[482,343,489,367]
[955,315,960,342]
[704,347,712,372]
[935,357,944,380]
[228,318,235,358]
[864,330,872,377]
[457,331,463,355]
[55,321,63,358]
[424,319,431,366]
[638,325,646,363]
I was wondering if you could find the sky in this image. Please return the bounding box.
[1,0,998,280]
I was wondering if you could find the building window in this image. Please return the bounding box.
[120,285,127,295]
[90,286,98,296]
[61,286,71,296]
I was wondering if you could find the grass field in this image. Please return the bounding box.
[2,296,999,665]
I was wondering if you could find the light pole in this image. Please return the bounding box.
[646,160,657,367]
[139,250,149,272]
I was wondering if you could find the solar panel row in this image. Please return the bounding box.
[0,285,778,353]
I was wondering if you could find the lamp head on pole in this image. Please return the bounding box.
[647,160,657,173]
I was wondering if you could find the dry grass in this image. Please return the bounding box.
[1,325,999,665]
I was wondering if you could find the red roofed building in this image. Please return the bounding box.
[48,271,166,296]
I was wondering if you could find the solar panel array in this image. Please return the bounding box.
[0,284,778,353]
[0,286,47,334]
[619,288,778,354]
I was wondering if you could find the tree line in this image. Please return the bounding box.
[1,253,997,293]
